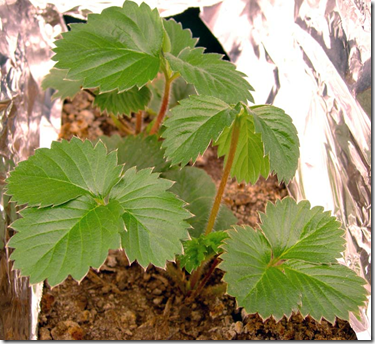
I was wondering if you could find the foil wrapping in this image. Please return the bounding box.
[0,0,64,339]
[200,0,371,339]
[30,0,223,18]
[1,0,371,340]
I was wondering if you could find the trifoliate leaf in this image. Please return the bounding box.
[109,167,190,268]
[221,198,368,322]
[165,47,254,104]
[52,1,163,93]
[163,166,237,237]
[163,19,198,57]
[179,232,228,273]
[162,95,239,166]
[98,134,171,173]
[215,110,270,184]
[42,68,82,100]
[148,74,196,115]
[259,198,345,263]
[8,196,123,286]
[222,224,301,321]
[6,138,122,207]
[250,105,299,183]
[94,86,151,117]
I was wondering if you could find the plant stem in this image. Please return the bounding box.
[187,257,221,301]
[150,75,172,135]
[135,110,143,134]
[187,114,242,299]
[149,71,179,135]
[188,264,203,291]
[204,117,241,236]
[109,113,134,136]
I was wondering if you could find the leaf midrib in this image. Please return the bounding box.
[27,202,103,282]
[18,175,91,197]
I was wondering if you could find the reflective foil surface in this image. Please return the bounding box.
[200,0,371,339]
[1,0,371,340]
[30,0,223,18]
[0,0,64,339]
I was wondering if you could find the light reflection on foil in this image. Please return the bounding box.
[1,0,371,340]
[200,0,371,339]
[0,0,65,339]
[29,0,223,18]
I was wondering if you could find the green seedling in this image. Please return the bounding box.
[7,0,367,325]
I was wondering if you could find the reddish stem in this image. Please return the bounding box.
[204,118,241,236]
[187,116,242,297]
[149,77,172,135]
[189,257,221,301]
[188,264,203,291]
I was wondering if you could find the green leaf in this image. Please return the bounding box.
[118,135,171,173]
[163,166,237,237]
[179,231,228,273]
[215,110,270,184]
[98,134,171,173]
[109,167,190,268]
[52,1,163,93]
[94,86,151,117]
[165,47,254,104]
[203,231,229,253]
[162,95,239,166]
[259,198,345,263]
[148,74,196,115]
[284,261,368,322]
[96,134,123,153]
[6,138,122,207]
[221,197,367,322]
[8,196,123,286]
[222,224,301,321]
[42,68,82,100]
[6,137,193,285]
[169,78,196,108]
[250,105,299,183]
[163,19,198,57]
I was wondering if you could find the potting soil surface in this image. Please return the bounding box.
[37,92,357,340]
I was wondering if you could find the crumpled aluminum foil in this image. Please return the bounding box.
[30,0,223,18]
[200,0,371,339]
[1,0,370,339]
[0,0,65,339]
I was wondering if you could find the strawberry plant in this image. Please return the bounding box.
[7,0,367,325]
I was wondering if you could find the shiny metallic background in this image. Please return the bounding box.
[0,0,371,339]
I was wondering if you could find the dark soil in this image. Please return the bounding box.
[37,91,357,340]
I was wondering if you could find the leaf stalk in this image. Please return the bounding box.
[186,113,242,298]
[204,116,241,236]
[187,256,221,301]
[149,70,180,135]
[149,75,172,135]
